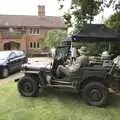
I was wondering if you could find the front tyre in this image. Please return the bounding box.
[17,76,39,97]
[82,82,109,107]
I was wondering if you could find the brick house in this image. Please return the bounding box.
[0,5,67,56]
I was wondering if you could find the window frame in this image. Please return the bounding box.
[29,28,40,35]
[29,41,41,49]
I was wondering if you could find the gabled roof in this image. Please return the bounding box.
[72,24,120,41]
[0,15,66,29]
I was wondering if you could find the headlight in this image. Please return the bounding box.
[21,64,27,71]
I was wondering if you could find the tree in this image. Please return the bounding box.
[59,0,120,32]
[63,0,102,32]
[105,11,120,32]
[105,11,120,57]
[44,29,67,48]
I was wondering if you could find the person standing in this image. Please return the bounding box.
[70,46,77,63]
[51,48,56,58]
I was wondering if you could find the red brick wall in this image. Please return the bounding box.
[0,27,67,56]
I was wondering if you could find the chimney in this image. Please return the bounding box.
[38,5,45,16]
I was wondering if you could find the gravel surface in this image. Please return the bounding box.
[0,72,24,85]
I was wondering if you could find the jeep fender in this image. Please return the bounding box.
[79,76,108,90]
[15,71,46,86]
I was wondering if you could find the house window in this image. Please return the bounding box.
[34,42,36,48]
[30,42,32,48]
[37,28,40,34]
[30,28,32,34]
[29,41,41,49]
[37,41,40,48]
[33,29,36,34]
[29,28,40,34]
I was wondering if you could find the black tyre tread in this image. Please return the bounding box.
[17,76,39,97]
[82,82,109,107]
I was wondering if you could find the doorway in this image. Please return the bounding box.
[4,41,20,50]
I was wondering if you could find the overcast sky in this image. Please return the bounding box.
[0,0,113,23]
[0,0,71,16]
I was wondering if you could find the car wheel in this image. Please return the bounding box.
[82,82,109,107]
[2,68,9,78]
[17,76,39,97]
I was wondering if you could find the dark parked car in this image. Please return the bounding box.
[0,50,27,78]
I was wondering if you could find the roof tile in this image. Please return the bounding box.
[0,15,67,28]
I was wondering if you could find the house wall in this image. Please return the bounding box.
[0,27,66,56]
[25,27,66,56]
[0,5,67,56]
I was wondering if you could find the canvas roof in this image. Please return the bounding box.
[72,24,120,41]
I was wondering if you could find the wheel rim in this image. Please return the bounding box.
[89,89,103,102]
[22,82,33,93]
[3,68,8,77]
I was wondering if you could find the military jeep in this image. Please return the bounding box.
[14,43,120,107]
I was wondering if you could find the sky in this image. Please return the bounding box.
[0,0,114,23]
[0,0,71,16]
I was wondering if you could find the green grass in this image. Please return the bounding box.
[0,81,120,120]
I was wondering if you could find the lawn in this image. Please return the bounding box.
[0,81,120,120]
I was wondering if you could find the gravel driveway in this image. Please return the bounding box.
[0,72,24,85]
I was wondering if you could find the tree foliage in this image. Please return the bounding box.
[59,0,120,32]
[64,0,102,32]
[105,11,120,32]
[105,11,120,56]
[44,29,67,48]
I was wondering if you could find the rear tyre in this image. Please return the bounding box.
[82,82,109,107]
[2,67,9,78]
[17,76,39,97]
